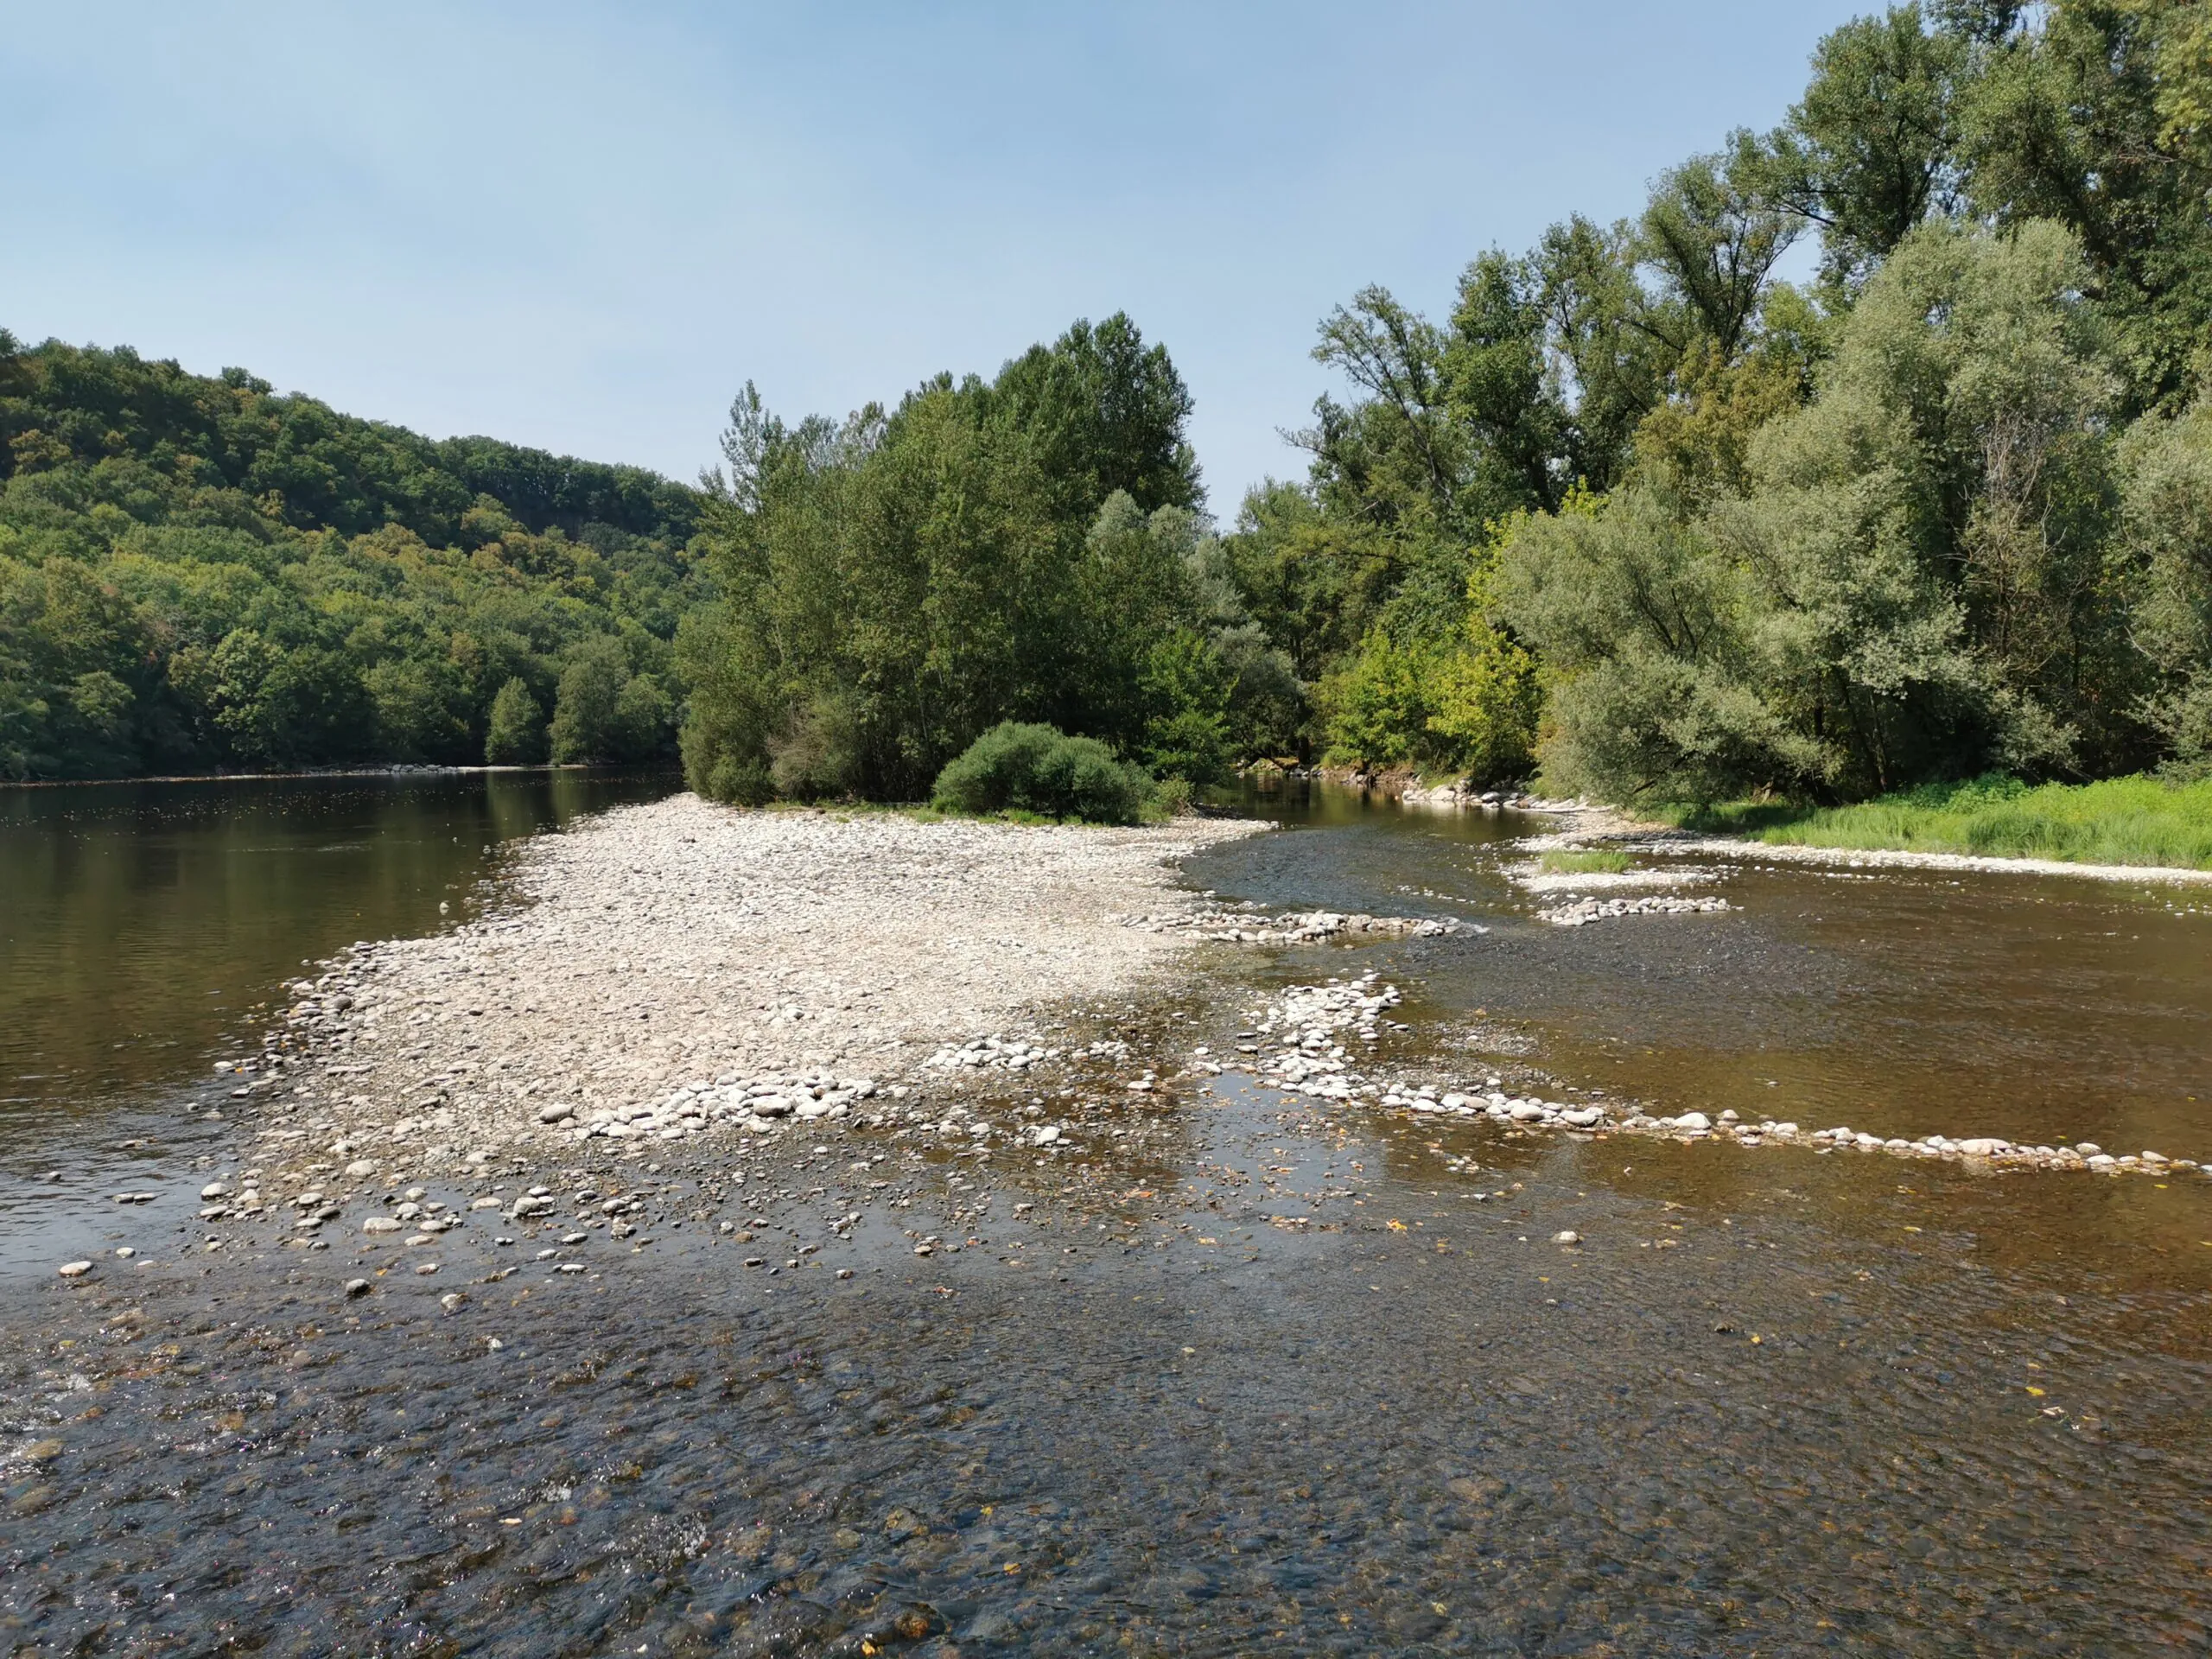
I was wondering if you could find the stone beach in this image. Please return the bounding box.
[219,797,1264,1177]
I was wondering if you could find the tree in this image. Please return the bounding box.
[1500,221,2129,803]
[1952,0,2212,410]
[485,676,544,764]
[988,314,1202,520]
[550,641,627,764]
[2115,400,2212,769]
[1443,251,1572,515]
[1772,5,1969,283]
[679,319,1223,804]
[1637,132,1805,359]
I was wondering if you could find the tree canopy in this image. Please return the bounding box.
[1229,0,2212,801]
[16,1,2212,812]
[0,334,696,779]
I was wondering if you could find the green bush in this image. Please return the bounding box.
[931,721,1154,823]
[1540,849,1630,874]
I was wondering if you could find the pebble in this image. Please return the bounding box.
[243,798,1264,1177]
[1540,894,1733,926]
[361,1217,403,1234]
[56,1261,92,1279]
[1553,1230,1581,1245]
[1136,907,1457,943]
[344,1278,372,1298]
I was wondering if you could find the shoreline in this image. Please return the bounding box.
[1632,832,2212,887]
[0,761,651,791]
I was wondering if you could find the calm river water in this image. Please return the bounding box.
[2,777,2208,1655]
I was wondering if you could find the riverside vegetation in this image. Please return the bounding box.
[0,337,697,777]
[16,3,2212,863]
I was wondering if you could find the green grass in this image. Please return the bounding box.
[1539,848,1632,875]
[1664,772,2212,870]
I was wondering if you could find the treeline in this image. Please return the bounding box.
[1248,0,2212,802]
[22,1,2212,813]
[677,315,1297,803]
[0,335,701,778]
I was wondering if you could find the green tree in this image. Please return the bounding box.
[485,675,544,763]
[1501,221,2129,803]
[1771,5,1970,283]
[2115,398,2212,768]
[550,641,627,764]
[1951,0,2212,410]
[679,317,1224,804]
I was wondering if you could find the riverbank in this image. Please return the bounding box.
[1654,773,2212,878]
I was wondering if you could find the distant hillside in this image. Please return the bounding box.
[0,332,706,779]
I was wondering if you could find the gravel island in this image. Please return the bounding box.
[257,795,1270,1168]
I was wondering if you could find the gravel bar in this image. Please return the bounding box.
[252,796,1268,1168]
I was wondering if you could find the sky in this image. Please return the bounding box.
[2,1,1866,516]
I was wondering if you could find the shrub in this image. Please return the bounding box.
[1539,849,1630,874]
[931,721,1154,823]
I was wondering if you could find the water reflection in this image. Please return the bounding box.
[0,770,677,1143]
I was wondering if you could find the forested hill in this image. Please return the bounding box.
[0,333,704,779]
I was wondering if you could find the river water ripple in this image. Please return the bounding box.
[2,779,2209,1654]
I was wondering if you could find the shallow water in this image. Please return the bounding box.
[0,771,675,1264]
[1198,780,2212,1159]
[4,779,2211,1654]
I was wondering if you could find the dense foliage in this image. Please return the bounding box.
[0,334,700,779]
[1243,0,2212,802]
[21,1,2212,818]
[676,315,1297,804]
[930,721,1156,823]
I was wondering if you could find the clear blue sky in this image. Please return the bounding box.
[3,1,1865,514]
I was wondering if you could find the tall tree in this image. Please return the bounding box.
[1772,5,1970,283]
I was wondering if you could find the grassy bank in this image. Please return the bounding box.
[1665,774,2212,871]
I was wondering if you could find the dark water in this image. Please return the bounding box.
[0,771,675,1258]
[4,779,2211,1655]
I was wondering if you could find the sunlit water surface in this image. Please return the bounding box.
[2,779,2208,1655]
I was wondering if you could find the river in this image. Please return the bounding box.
[2,774,2208,1654]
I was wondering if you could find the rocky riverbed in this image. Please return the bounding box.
[12,787,2212,1654]
[139,795,2206,1287]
